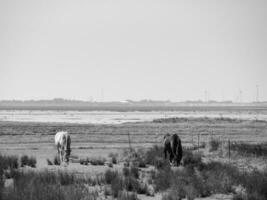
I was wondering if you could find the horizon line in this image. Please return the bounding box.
[0,98,266,104]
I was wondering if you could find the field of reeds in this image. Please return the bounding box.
[1,144,267,200]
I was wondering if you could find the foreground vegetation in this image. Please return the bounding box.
[2,139,267,200]
[146,145,267,200]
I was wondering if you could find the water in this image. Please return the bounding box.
[0,110,266,124]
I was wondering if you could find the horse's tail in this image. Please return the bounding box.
[172,134,183,164]
[66,134,71,157]
[177,137,183,159]
[175,135,183,165]
[171,134,179,154]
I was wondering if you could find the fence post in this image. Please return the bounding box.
[191,131,194,147]
[198,133,200,152]
[228,139,231,161]
[128,131,132,153]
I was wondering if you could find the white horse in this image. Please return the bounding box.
[55,131,71,164]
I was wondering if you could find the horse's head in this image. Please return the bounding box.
[63,135,71,163]
[163,133,171,144]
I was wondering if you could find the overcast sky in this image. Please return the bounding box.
[0,0,266,102]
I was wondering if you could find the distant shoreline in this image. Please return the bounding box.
[0,105,267,112]
[0,116,266,126]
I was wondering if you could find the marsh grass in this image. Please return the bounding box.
[20,155,37,168]
[231,142,267,157]
[153,148,267,200]
[1,169,100,200]
[0,154,19,170]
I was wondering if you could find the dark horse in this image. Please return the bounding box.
[163,133,183,166]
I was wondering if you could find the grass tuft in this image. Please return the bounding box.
[209,138,221,152]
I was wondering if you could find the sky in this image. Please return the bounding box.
[0,0,266,102]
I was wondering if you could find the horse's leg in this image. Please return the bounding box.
[176,142,183,166]
[58,149,61,164]
[169,151,174,163]
[60,149,63,164]
[56,144,62,164]
[164,148,168,160]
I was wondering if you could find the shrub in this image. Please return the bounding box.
[46,158,53,165]
[162,188,185,200]
[104,185,112,196]
[105,170,119,184]
[131,155,146,168]
[123,167,131,177]
[118,191,139,200]
[20,155,37,168]
[137,182,149,195]
[107,168,143,197]
[130,149,147,168]
[144,145,164,165]
[110,174,124,197]
[20,155,29,167]
[130,167,139,179]
[112,156,117,164]
[199,162,241,194]
[53,155,60,165]
[154,157,171,170]
[138,159,146,168]
[154,167,173,191]
[58,171,75,185]
[155,159,241,197]
[28,157,37,168]
[153,151,267,200]
[231,142,267,157]
[89,157,106,166]
[241,170,267,199]
[0,154,19,170]
[168,169,201,199]
[109,152,118,164]
[209,138,221,152]
[83,174,105,186]
[123,167,139,179]
[80,158,89,165]
[124,176,140,192]
[182,151,202,168]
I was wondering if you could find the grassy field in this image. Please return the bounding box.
[0,117,267,166]
[1,117,267,200]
